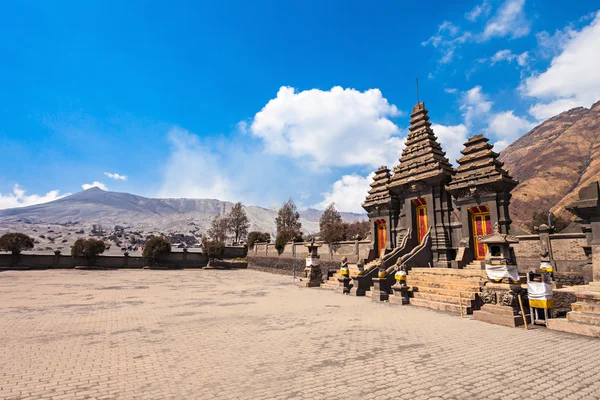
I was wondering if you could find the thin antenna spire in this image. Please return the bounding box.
[416,78,420,104]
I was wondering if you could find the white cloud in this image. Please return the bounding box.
[432,123,470,164]
[246,86,405,169]
[523,11,600,119]
[482,0,530,40]
[104,172,127,181]
[466,0,491,22]
[528,98,586,121]
[422,23,472,64]
[158,127,234,201]
[0,184,69,210]
[460,86,493,126]
[486,111,536,150]
[82,181,107,191]
[315,174,374,213]
[444,88,458,94]
[490,49,529,66]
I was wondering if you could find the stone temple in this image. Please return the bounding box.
[251,100,600,337]
[362,101,518,270]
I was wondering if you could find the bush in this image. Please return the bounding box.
[201,237,225,261]
[0,233,34,255]
[247,231,271,248]
[142,236,171,265]
[275,233,288,255]
[71,238,106,265]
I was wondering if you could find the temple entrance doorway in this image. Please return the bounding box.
[375,220,386,257]
[470,206,491,260]
[412,198,428,244]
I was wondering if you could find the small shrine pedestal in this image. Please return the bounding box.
[337,257,352,294]
[371,268,391,302]
[303,240,323,288]
[472,223,529,327]
[473,283,529,327]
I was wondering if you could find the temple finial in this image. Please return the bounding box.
[416,77,420,104]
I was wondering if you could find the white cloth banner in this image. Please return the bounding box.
[485,264,520,281]
[527,282,553,300]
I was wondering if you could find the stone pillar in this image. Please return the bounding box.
[302,240,323,288]
[371,267,390,302]
[53,250,61,268]
[123,252,129,268]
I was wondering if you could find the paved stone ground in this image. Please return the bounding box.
[1,269,600,400]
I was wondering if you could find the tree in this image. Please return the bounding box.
[319,203,342,232]
[247,231,271,248]
[0,233,34,255]
[201,235,225,261]
[275,198,302,254]
[71,238,106,265]
[227,202,249,244]
[208,214,229,245]
[275,198,302,242]
[344,221,371,240]
[321,221,346,247]
[529,211,568,233]
[142,236,171,265]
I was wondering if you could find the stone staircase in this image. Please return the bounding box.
[548,283,600,337]
[407,268,487,314]
[321,263,360,290]
[464,260,484,270]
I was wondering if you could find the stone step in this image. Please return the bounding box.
[547,318,600,338]
[406,279,483,291]
[576,292,600,304]
[567,311,600,325]
[411,291,476,306]
[406,277,486,287]
[464,261,484,270]
[408,268,487,278]
[409,298,470,314]
[410,285,481,297]
[571,302,600,313]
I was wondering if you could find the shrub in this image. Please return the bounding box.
[71,238,106,265]
[142,236,171,265]
[201,237,225,261]
[275,233,288,255]
[0,233,34,255]
[247,231,271,248]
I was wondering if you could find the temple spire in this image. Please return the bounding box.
[388,101,454,188]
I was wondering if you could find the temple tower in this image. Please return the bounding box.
[387,102,455,268]
[446,134,518,267]
[362,166,401,258]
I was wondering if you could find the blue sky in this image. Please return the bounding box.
[1,0,599,212]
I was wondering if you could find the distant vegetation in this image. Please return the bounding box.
[0,233,34,255]
[71,238,106,265]
[247,232,271,247]
[142,236,172,265]
[275,198,303,253]
[529,211,568,233]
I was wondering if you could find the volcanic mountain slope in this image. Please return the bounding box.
[499,101,600,230]
[0,187,366,240]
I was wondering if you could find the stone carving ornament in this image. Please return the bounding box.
[481,289,497,304]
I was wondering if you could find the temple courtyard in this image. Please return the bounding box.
[1,269,600,400]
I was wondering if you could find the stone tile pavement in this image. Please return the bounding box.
[1,269,600,400]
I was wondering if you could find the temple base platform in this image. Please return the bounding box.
[547,283,600,337]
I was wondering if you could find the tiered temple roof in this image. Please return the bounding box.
[362,166,395,210]
[388,102,454,188]
[446,134,518,194]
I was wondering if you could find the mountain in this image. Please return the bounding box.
[0,187,366,237]
[499,101,600,230]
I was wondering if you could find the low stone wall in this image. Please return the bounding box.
[512,233,589,282]
[0,246,247,270]
[252,240,371,263]
[248,255,339,279]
